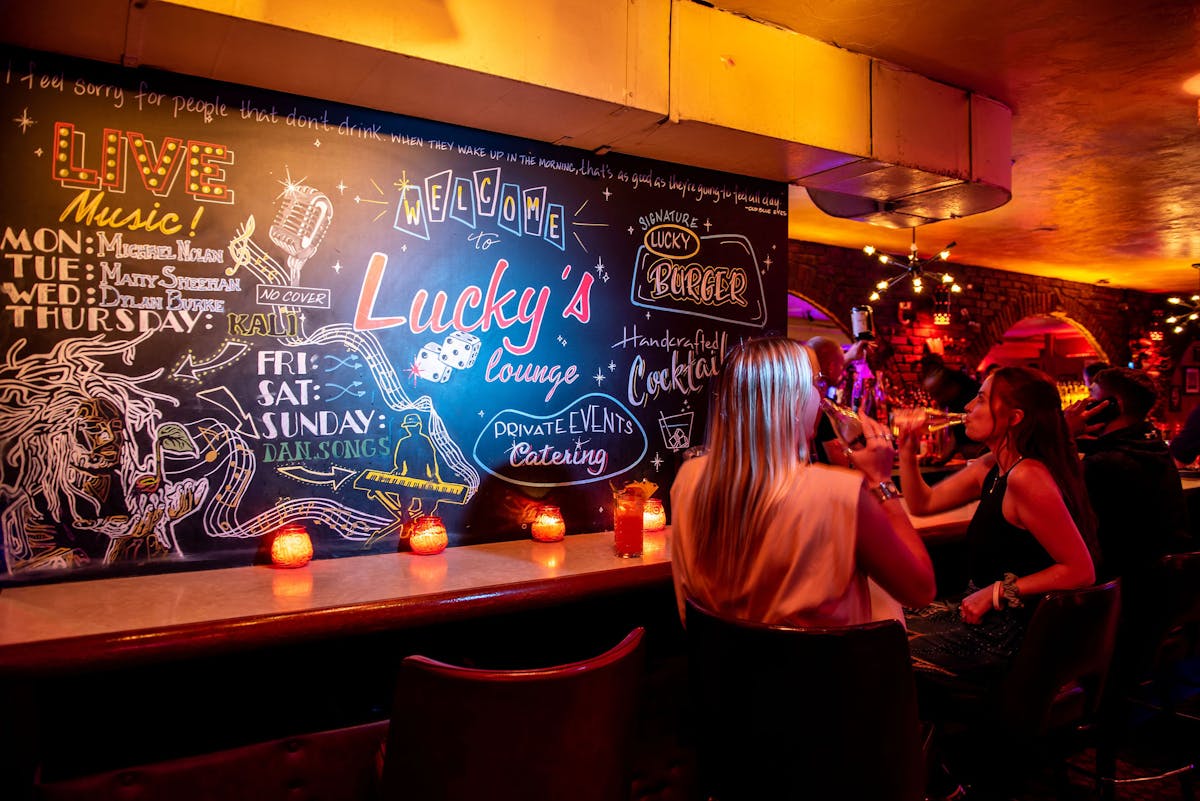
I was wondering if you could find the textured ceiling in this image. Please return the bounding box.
[4,0,1199,294]
[723,0,1200,294]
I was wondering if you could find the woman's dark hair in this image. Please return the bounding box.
[989,366,1098,555]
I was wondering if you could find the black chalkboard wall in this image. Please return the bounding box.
[0,46,787,585]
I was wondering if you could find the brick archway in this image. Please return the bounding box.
[966,290,1117,368]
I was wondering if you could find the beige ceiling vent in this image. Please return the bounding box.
[656,1,1012,228]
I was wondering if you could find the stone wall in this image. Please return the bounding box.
[787,240,1162,390]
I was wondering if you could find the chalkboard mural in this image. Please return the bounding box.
[0,46,787,585]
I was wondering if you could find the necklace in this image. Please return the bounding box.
[988,455,1025,495]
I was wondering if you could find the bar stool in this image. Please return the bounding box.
[1096,551,1200,800]
[380,627,644,801]
[683,599,925,801]
[34,720,389,801]
[923,579,1122,797]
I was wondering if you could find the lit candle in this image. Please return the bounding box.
[408,515,448,555]
[270,525,313,568]
[643,498,667,532]
[530,505,565,542]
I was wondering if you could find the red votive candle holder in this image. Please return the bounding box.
[531,505,566,542]
[408,515,448,555]
[270,525,313,568]
[642,498,666,532]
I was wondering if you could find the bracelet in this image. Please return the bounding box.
[992,580,1003,611]
[1001,572,1023,609]
[868,480,903,503]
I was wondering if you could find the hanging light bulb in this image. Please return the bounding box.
[859,229,960,304]
[1163,263,1200,335]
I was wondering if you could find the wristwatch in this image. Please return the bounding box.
[869,480,903,503]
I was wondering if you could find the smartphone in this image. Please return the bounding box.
[1084,397,1120,425]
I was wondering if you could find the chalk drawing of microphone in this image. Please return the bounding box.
[269,185,333,285]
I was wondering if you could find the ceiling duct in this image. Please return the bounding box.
[637,1,1013,228]
[2,0,1011,228]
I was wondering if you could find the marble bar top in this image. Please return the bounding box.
[0,530,672,673]
[0,500,978,673]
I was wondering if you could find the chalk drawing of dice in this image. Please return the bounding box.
[439,331,481,370]
[415,342,452,383]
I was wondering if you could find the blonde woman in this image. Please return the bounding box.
[670,337,935,626]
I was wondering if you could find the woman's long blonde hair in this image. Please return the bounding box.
[688,337,820,580]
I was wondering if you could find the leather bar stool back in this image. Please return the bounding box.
[684,599,924,801]
[381,627,645,801]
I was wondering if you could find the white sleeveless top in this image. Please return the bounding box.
[670,455,873,627]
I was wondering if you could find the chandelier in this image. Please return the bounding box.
[1165,263,1200,335]
[864,229,961,302]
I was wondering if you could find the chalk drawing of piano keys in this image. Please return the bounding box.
[412,331,481,384]
[658,409,695,452]
[355,413,469,545]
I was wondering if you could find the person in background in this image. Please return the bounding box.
[1067,367,1190,581]
[1170,401,1200,467]
[670,337,935,628]
[805,335,869,465]
[1083,360,1112,399]
[919,353,984,461]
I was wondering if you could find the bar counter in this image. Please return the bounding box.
[0,501,978,674]
[0,531,674,673]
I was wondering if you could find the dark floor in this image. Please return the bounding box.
[965,672,1200,801]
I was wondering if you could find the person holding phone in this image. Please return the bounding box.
[1071,367,1190,581]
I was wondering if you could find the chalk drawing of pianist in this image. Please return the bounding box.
[0,337,206,575]
[391,413,443,514]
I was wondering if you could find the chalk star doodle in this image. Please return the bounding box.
[608,360,616,372]
[326,381,366,400]
[593,257,606,277]
[406,359,424,385]
[645,311,651,319]
[336,180,348,194]
[603,187,612,200]
[478,410,485,417]
[764,254,773,269]
[276,166,307,199]
[652,453,664,471]
[628,225,635,235]
[14,107,35,134]
[313,138,322,148]
[574,437,587,450]
[332,261,343,273]
[704,218,713,231]
[557,335,568,346]
[593,369,605,386]
[34,148,42,157]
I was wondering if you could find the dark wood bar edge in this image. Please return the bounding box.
[0,561,671,674]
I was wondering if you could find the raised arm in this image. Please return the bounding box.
[895,422,992,516]
[848,416,936,608]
